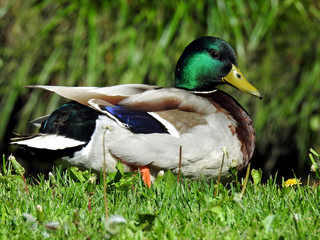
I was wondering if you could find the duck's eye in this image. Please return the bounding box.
[208,50,220,59]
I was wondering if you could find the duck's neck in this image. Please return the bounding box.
[195,90,255,169]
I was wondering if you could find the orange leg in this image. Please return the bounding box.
[139,166,151,187]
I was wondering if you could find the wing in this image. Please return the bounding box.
[27,84,217,115]
[26,84,161,106]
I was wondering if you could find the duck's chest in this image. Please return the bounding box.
[200,91,256,169]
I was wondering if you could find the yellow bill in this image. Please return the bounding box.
[222,64,262,99]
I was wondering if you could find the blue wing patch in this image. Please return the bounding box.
[104,106,169,134]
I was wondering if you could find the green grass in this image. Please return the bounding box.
[1,156,320,239]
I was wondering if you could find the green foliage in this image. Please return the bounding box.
[1,0,320,175]
[67,166,95,183]
[251,168,263,188]
[0,154,24,184]
[309,148,320,180]
[103,162,139,192]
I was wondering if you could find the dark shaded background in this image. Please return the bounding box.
[1,0,320,179]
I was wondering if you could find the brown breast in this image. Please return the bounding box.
[196,90,256,170]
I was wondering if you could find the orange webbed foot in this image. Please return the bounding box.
[139,166,151,188]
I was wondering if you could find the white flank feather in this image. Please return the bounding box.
[12,135,86,150]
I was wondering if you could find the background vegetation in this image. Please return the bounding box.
[1,0,320,178]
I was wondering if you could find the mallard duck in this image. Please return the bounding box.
[11,36,262,186]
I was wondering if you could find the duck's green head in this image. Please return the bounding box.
[174,36,262,99]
